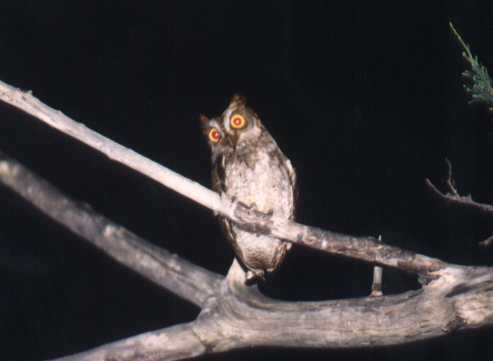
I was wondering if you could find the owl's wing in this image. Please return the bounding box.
[263,129,297,220]
[211,155,226,194]
[215,204,252,274]
[285,158,296,191]
[211,153,252,272]
[271,145,297,221]
[220,216,250,268]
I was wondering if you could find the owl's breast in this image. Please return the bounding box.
[224,148,294,218]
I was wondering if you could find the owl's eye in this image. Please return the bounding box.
[208,128,222,143]
[230,114,247,129]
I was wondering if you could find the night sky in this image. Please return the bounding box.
[0,1,492,360]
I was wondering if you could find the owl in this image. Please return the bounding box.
[201,95,296,283]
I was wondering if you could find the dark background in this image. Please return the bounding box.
[0,1,492,360]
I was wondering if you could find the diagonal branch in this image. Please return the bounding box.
[0,79,447,275]
[0,150,222,308]
[0,79,226,215]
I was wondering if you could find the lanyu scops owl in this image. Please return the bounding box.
[201,95,296,283]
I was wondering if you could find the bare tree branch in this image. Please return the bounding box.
[48,261,493,361]
[426,159,493,216]
[0,79,227,216]
[217,262,493,348]
[426,159,493,247]
[426,178,493,215]
[0,151,222,307]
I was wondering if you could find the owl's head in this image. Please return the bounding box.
[221,94,263,148]
[200,114,232,162]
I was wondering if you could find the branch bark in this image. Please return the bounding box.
[49,261,493,361]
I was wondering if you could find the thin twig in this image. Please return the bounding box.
[445,158,460,196]
[426,159,493,248]
[426,178,493,215]
[370,235,384,297]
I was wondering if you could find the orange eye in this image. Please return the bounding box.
[230,114,247,129]
[208,128,221,143]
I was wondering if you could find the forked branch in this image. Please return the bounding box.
[426,159,493,247]
[426,160,493,215]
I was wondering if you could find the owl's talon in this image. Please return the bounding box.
[235,201,273,219]
[233,200,257,219]
[245,269,266,285]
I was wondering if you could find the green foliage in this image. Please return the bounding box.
[450,22,493,109]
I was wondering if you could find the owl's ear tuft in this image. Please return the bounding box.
[230,94,247,108]
[199,114,210,127]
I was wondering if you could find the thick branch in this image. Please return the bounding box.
[219,262,493,348]
[49,261,493,361]
[0,80,447,275]
[0,151,222,307]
